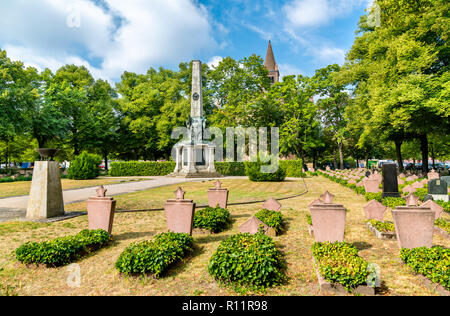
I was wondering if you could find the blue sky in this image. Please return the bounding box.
[0,0,373,82]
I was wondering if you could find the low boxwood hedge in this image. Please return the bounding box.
[436,201,450,214]
[312,242,372,291]
[367,219,395,232]
[435,218,450,234]
[115,232,193,277]
[381,197,406,208]
[208,233,286,289]
[193,206,231,233]
[15,229,111,266]
[400,247,449,290]
[364,192,383,202]
[0,175,33,183]
[255,209,285,234]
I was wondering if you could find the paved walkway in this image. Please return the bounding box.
[0,176,225,222]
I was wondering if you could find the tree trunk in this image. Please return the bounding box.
[338,141,344,169]
[394,139,404,172]
[103,151,109,171]
[333,148,338,170]
[419,134,429,174]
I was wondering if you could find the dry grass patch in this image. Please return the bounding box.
[0,177,448,296]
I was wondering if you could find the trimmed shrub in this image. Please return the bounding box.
[312,242,372,291]
[109,161,175,176]
[208,233,286,289]
[67,152,102,180]
[367,219,395,232]
[245,156,286,182]
[382,197,406,208]
[215,162,246,176]
[15,229,110,266]
[280,160,304,177]
[435,218,450,234]
[0,175,33,183]
[306,213,312,226]
[400,247,449,290]
[364,192,383,202]
[436,201,450,213]
[415,188,428,201]
[193,206,231,233]
[115,232,193,277]
[255,209,285,234]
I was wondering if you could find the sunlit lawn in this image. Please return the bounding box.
[0,177,448,296]
[0,178,139,198]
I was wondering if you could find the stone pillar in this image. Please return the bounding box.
[186,145,197,174]
[174,146,182,173]
[26,161,64,219]
[207,146,216,173]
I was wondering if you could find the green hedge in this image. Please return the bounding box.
[400,247,449,290]
[0,175,33,183]
[381,197,406,208]
[245,156,287,182]
[109,160,304,178]
[367,219,395,232]
[15,229,110,266]
[115,232,193,276]
[435,218,450,234]
[436,201,450,213]
[255,209,285,234]
[312,242,372,291]
[193,206,231,233]
[208,233,286,289]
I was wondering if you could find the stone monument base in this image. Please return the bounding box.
[168,171,223,178]
[26,161,64,219]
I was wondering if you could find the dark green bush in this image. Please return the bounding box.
[382,197,406,208]
[312,242,371,291]
[280,160,304,177]
[415,188,428,201]
[15,229,110,266]
[367,219,395,232]
[193,206,231,233]
[245,156,286,182]
[67,152,102,180]
[215,162,246,176]
[255,209,285,234]
[400,247,449,290]
[115,232,193,277]
[208,233,286,289]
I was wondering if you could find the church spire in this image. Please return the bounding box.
[264,40,279,85]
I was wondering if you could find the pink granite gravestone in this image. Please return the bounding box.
[397,178,405,185]
[398,173,406,179]
[262,198,282,211]
[321,191,335,204]
[364,179,381,193]
[356,181,364,187]
[239,216,276,236]
[207,180,229,208]
[412,181,423,189]
[310,203,347,243]
[404,193,419,206]
[364,200,386,221]
[402,185,416,194]
[308,198,323,209]
[164,187,195,235]
[87,186,116,234]
[391,206,435,249]
[420,200,444,220]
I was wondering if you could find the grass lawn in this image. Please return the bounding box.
[0,176,448,296]
[0,178,141,198]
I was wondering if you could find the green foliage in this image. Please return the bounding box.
[255,209,285,234]
[280,160,305,177]
[15,229,110,266]
[109,161,175,176]
[67,152,102,180]
[364,192,383,202]
[355,186,366,195]
[400,247,449,290]
[245,156,287,182]
[435,218,450,234]
[208,233,286,289]
[306,213,312,226]
[193,207,231,233]
[115,232,193,277]
[415,188,428,201]
[0,175,33,183]
[367,219,395,233]
[312,242,370,291]
[382,197,406,208]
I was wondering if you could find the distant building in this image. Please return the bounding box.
[264,40,280,85]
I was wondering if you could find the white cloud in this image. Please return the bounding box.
[283,0,367,28]
[278,63,303,78]
[206,56,223,69]
[0,0,216,81]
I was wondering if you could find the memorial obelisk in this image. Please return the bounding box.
[169,60,221,178]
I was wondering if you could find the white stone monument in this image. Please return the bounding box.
[169,61,221,178]
[26,157,64,219]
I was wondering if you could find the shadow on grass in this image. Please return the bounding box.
[112,231,157,242]
[351,241,373,251]
[164,244,206,278]
[376,280,390,296]
[195,234,230,244]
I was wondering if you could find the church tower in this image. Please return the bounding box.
[264,40,280,85]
